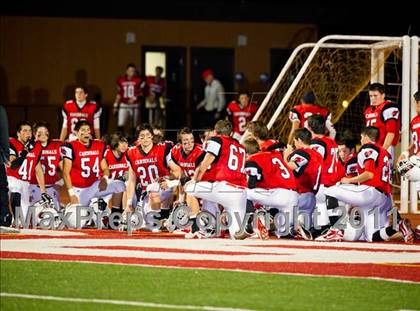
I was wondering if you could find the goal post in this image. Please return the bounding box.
[244,34,419,214]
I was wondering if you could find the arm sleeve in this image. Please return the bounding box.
[205,137,222,157]
[288,150,310,176]
[310,139,327,160]
[10,150,29,169]
[385,119,398,134]
[244,160,263,189]
[60,143,74,160]
[364,159,376,173]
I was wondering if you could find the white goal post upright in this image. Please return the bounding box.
[246,34,419,214]
[410,36,419,213]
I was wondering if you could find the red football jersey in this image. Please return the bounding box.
[245,151,296,190]
[357,143,391,194]
[310,136,341,187]
[287,147,322,194]
[146,76,165,96]
[30,139,62,186]
[289,104,331,128]
[259,139,286,153]
[62,100,101,134]
[342,153,358,177]
[126,143,172,191]
[364,101,400,146]
[197,140,216,182]
[61,139,106,188]
[116,75,145,104]
[7,138,42,182]
[104,148,129,180]
[410,115,420,155]
[226,101,258,136]
[204,135,247,186]
[171,143,203,178]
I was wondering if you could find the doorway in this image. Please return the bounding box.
[190,47,235,129]
[142,46,187,141]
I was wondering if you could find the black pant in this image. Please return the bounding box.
[199,110,216,129]
[0,163,10,226]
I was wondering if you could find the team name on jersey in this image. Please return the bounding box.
[42,149,58,155]
[179,162,195,168]
[232,111,252,117]
[68,112,89,118]
[108,163,128,170]
[413,123,420,130]
[365,112,377,118]
[79,150,100,156]
[135,157,158,165]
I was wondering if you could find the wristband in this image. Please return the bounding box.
[126,198,133,207]
[68,188,76,196]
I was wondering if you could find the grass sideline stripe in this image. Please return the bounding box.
[0,292,256,311]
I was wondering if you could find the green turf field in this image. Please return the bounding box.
[1,260,419,310]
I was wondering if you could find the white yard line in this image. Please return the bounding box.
[0,292,256,311]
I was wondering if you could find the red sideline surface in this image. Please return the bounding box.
[2,251,420,283]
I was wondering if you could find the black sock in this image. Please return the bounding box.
[311,225,330,238]
[395,210,402,222]
[245,213,254,234]
[372,226,398,241]
[160,208,170,220]
[10,192,21,217]
[190,216,199,233]
[326,195,339,227]
[246,200,254,213]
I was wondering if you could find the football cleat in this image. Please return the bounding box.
[164,202,191,232]
[31,199,60,229]
[254,214,269,240]
[295,226,313,240]
[398,219,414,243]
[185,230,207,239]
[234,229,253,240]
[315,228,344,242]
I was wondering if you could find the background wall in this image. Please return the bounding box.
[0,16,317,135]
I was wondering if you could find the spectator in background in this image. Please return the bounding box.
[113,64,146,136]
[196,69,225,128]
[60,86,101,141]
[0,105,10,227]
[146,66,166,127]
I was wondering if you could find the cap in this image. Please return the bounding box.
[201,69,214,79]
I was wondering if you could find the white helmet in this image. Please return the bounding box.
[89,198,109,228]
[397,155,420,181]
[30,200,60,229]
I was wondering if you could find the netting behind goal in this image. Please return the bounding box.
[254,39,402,143]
